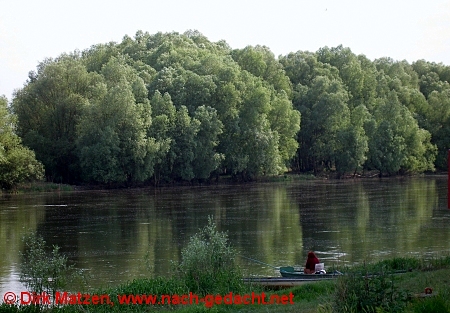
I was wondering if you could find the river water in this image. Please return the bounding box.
[1,176,450,294]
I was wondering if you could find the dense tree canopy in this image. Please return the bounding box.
[0,96,44,189]
[280,46,441,177]
[9,31,450,185]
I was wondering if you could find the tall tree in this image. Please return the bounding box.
[192,106,224,180]
[170,106,200,181]
[294,74,350,172]
[76,58,159,184]
[148,91,175,184]
[425,89,450,169]
[0,96,44,189]
[366,92,436,175]
[232,45,292,97]
[335,105,370,176]
[12,55,101,183]
[268,91,300,167]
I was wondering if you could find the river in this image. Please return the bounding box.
[1,176,450,294]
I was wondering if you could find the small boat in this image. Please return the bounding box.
[279,266,342,279]
[243,277,326,288]
[243,270,343,289]
[279,266,408,279]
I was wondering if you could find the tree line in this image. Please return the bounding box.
[2,30,449,188]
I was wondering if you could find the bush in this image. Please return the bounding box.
[411,296,450,313]
[19,233,77,300]
[332,264,408,313]
[176,217,244,295]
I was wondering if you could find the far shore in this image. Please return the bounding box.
[5,171,448,194]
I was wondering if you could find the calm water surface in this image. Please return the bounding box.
[1,176,450,293]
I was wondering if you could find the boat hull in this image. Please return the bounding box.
[243,276,335,288]
[279,270,339,279]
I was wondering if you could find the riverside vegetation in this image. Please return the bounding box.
[2,219,450,313]
[1,30,450,189]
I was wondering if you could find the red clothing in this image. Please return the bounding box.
[305,255,320,272]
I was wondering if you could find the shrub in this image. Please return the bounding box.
[411,296,450,313]
[332,264,408,313]
[19,233,77,301]
[176,217,244,295]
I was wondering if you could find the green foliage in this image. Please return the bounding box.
[19,233,76,299]
[176,217,244,295]
[10,30,450,183]
[4,256,450,313]
[374,258,421,272]
[294,74,351,172]
[425,89,450,169]
[192,105,224,179]
[228,79,285,177]
[281,47,441,176]
[171,106,200,181]
[268,91,301,166]
[12,31,302,185]
[335,105,370,175]
[0,303,41,313]
[113,276,187,297]
[12,55,101,183]
[76,57,160,184]
[148,91,175,184]
[231,45,292,96]
[411,296,450,313]
[16,182,73,193]
[366,92,436,175]
[333,265,408,313]
[0,96,44,190]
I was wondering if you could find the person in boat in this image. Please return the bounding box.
[304,251,320,274]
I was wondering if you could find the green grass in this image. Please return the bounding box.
[2,257,450,313]
[1,267,449,313]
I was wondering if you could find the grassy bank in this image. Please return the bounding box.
[6,171,438,194]
[2,173,320,195]
[3,182,74,194]
[2,256,450,313]
[4,222,450,313]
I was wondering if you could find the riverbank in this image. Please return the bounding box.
[4,173,318,193]
[2,256,450,312]
[98,256,450,313]
[8,170,446,194]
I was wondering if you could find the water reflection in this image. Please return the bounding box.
[0,194,47,292]
[1,177,449,293]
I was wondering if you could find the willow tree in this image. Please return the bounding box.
[0,96,44,189]
[12,55,101,183]
[76,57,159,184]
[293,74,350,172]
[366,92,436,175]
[335,105,370,176]
[231,45,292,97]
[192,105,224,180]
[426,89,450,169]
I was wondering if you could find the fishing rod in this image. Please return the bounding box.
[239,255,280,269]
